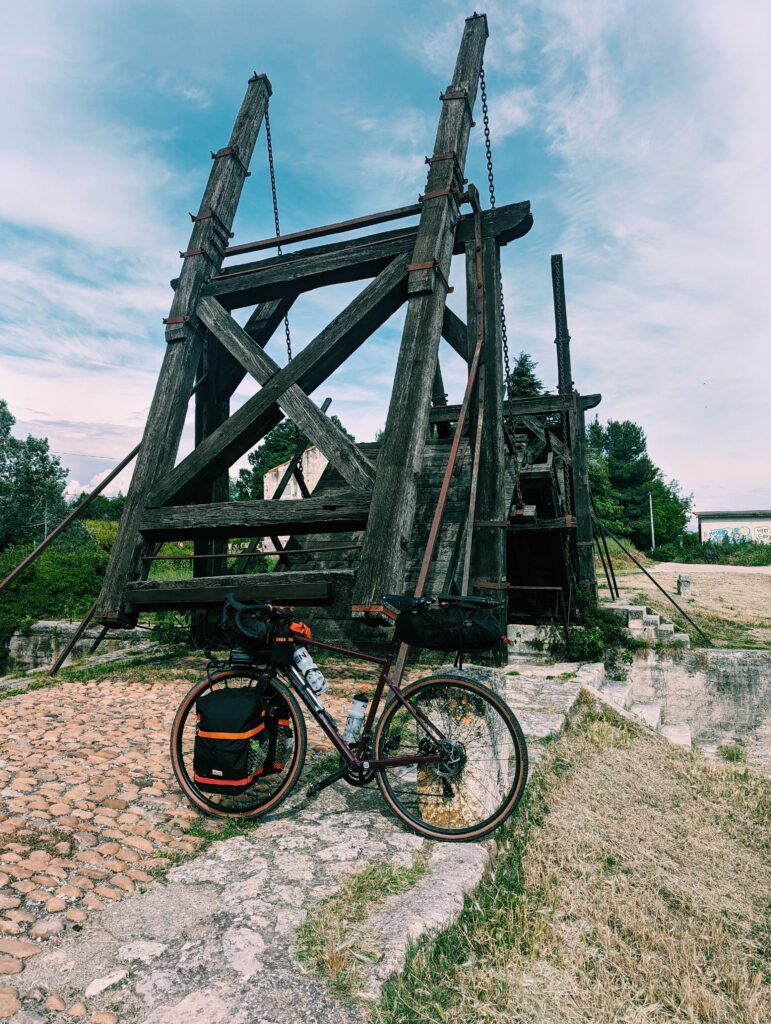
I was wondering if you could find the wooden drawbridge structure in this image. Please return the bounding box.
[91,12,598,646]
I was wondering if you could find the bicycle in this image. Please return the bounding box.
[170,594,528,841]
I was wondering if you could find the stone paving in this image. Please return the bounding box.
[0,655,595,1021]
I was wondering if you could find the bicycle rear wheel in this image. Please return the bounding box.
[170,670,306,819]
[374,674,527,841]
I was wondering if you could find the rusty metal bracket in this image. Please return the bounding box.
[425,151,467,192]
[189,208,235,238]
[472,580,509,591]
[163,315,189,326]
[178,245,219,267]
[210,146,251,177]
[440,87,475,124]
[405,259,453,293]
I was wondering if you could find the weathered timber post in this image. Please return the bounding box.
[96,74,272,626]
[191,340,230,642]
[469,236,507,627]
[551,254,596,600]
[352,13,488,616]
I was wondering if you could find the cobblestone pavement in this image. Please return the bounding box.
[0,657,595,1021]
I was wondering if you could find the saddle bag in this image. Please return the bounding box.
[193,687,267,793]
[393,600,501,654]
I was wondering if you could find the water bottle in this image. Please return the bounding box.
[292,646,328,695]
[342,693,368,746]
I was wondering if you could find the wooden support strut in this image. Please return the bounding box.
[352,13,489,618]
[148,255,406,508]
[95,73,272,626]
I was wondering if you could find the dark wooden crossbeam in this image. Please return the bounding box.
[123,570,353,610]
[140,491,369,541]
[442,307,469,361]
[197,295,377,491]
[429,393,602,420]
[201,202,531,310]
[353,13,490,615]
[149,256,407,508]
[96,73,272,627]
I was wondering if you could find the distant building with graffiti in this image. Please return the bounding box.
[696,510,771,544]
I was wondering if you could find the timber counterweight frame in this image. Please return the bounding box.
[95,13,536,629]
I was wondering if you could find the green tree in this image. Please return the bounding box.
[0,400,68,551]
[586,417,691,548]
[233,416,355,501]
[72,492,125,521]
[507,351,543,399]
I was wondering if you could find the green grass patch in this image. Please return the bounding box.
[297,852,429,1000]
[718,743,746,763]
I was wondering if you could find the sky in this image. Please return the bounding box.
[1,0,769,517]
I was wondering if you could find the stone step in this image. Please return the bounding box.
[642,613,660,628]
[660,723,692,749]
[656,623,675,640]
[598,681,633,710]
[629,701,662,729]
[670,633,691,648]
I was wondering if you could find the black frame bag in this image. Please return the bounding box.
[393,599,501,654]
[193,687,266,793]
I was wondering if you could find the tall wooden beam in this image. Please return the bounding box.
[149,255,407,508]
[96,73,272,626]
[551,254,573,395]
[352,13,488,614]
[468,237,506,610]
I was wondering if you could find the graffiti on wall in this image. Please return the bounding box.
[707,524,770,544]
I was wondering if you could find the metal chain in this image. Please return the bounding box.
[265,102,306,486]
[480,64,512,418]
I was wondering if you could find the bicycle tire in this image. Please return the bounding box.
[373,674,528,841]
[170,670,307,819]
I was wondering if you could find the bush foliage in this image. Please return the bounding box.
[0,533,109,672]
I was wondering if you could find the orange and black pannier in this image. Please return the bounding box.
[193,688,267,793]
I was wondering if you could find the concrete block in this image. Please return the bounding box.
[642,614,660,628]
[599,682,633,709]
[656,623,675,640]
[660,723,692,749]
[629,701,662,729]
[671,633,691,648]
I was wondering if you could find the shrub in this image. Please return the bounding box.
[538,598,643,677]
[651,534,771,567]
[0,534,108,672]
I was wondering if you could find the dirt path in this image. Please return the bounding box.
[614,560,771,646]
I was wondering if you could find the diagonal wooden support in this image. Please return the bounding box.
[195,295,377,492]
[149,254,408,507]
[215,295,296,399]
[352,13,488,615]
[96,73,272,626]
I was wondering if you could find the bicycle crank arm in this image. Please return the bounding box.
[306,764,349,799]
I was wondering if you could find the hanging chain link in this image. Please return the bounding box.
[480,62,519,511]
[480,64,512,423]
[265,102,305,487]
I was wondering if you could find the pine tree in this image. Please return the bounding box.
[507,351,543,398]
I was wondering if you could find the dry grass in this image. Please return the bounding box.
[377,699,770,1024]
[296,853,429,999]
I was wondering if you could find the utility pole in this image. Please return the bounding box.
[649,491,656,550]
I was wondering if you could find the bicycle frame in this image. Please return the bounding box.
[280,634,445,771]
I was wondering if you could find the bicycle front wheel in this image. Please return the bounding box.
[374,674,528,841]
[171,670,307,819]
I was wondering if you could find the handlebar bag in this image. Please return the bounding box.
[220,601,271,651]
[193,687,267,793]
[394,601,501,653]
